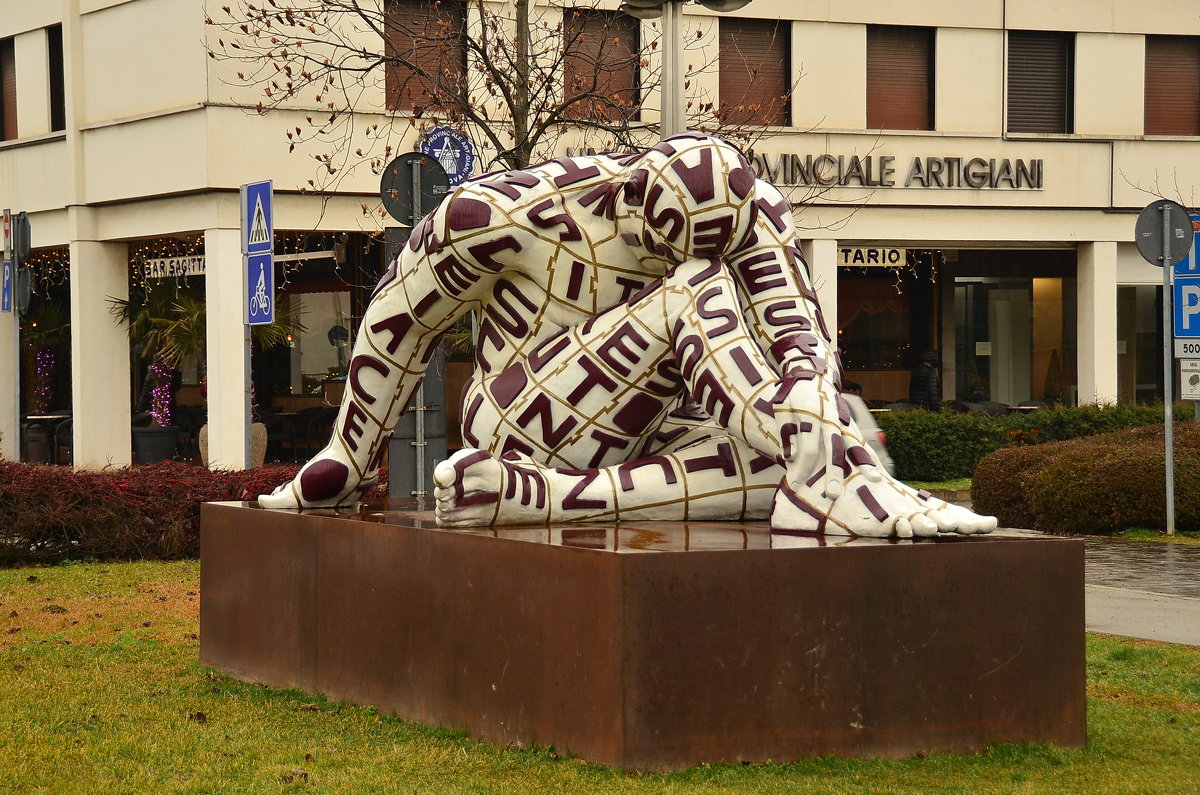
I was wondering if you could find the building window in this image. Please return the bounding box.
[867,26,934,131]
[1007,30,1074,134]
[0,38,16,141]
[719,18,790,127]
[1145,35,1200,136]
[563,9,640,123]
[385,0,467,114]
[47,25,65,132]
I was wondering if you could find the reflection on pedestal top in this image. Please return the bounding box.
[252,497,1000,553]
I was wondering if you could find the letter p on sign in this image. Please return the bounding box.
[1186,286,1200,326]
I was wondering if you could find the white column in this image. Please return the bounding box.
[0,281,16,460]
[802,238,839,340]
[660,0,684,137]
[205,228,251,470]
[70,240,132,468]
[1077,241,1119,405]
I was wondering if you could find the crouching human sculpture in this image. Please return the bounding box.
[259,134,997,538]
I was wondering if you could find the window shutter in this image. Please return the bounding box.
[563,10,640,122]
[1145,36,1200,136]
[48,25,65,133]
[1,39,16,141]
[719,19,789,127]
[386,0,467,113]
[1007,31,1074,133]
[867,26,933,131]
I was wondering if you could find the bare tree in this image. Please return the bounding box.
[206,0,796,199]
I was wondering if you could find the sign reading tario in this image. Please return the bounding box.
[838,247,906,267]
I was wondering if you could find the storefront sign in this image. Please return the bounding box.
[753,152,1043,190]
[144,256,205,279]
[838,247,906,267]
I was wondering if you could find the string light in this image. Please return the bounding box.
[148,360,177,427]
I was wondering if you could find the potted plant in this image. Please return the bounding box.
[110,288,302,464]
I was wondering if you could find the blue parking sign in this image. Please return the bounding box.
[1172,214,1200,276]
[1174,275,1200,338]
[1,260,10,313]
[246,252,275,325]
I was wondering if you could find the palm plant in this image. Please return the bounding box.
[110,288,304,427]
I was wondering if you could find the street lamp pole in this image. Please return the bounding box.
[618,0,752,139]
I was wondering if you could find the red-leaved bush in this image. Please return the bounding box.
[0,461,388,565]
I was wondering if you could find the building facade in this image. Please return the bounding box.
[0,0,1196,468]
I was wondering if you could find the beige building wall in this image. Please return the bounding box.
[0,0,1199,466]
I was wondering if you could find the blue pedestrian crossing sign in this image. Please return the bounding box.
[241,180,273,255]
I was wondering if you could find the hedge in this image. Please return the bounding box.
[0,461,388,566]
[972,422,1200,534]
[876,402,1181,481]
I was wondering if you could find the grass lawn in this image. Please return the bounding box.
[903,477,973,492]
[1117,528,1200,547]
[2,561,1199,794]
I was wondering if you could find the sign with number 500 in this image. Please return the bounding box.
[1175,339,1200,357]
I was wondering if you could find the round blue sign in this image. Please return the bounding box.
[420,126,476,187]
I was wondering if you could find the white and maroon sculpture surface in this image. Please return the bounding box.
[259,134,996,537]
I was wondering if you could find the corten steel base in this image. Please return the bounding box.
[200,501,1086,771]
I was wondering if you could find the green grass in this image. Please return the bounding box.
[1117,528,1200,546]
[2,561,1200,793]
[903,477,972,492]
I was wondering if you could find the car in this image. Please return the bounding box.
[842,393,895,476]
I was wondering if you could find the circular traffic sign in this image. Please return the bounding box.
[380,153,451,225]
[1135,199,1195,267]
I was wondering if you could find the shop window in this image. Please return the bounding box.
[719,18,790,127]
[385,0,467,113]
[837,252,939,405]
[0,37,16,141]
[1145,36,1200,136]
[563,9,640,122]
[286,291,353,395]
[867,25,934,131]
[1117,285,1164,403]
[48,25,65,132]
[1007,31,1074,134]
[953,256,1077,406]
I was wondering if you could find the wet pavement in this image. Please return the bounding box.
[1052,534,1199,645]
[1081,536,1200,599]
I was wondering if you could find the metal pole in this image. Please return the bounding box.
[242,324,253,469]
[9,286,16,461]
[410,158,427,497]
[660,0,684,138]
[5,209,17,462]
[1162,202,1176,535]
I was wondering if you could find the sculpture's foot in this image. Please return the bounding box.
[772,464,997,538]
[434,448,555,527]
[256,456,368,510]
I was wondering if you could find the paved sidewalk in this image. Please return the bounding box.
[1079,535,1200,646]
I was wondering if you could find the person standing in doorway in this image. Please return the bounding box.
[909,349,941,410]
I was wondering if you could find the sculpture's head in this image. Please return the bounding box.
[619,134,759,263]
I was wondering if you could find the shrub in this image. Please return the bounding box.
[0,462,388,566]
[972,422,1200,534]
[878,402,1177,481]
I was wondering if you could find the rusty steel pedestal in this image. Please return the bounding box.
[200,501,1086,771]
